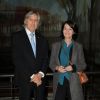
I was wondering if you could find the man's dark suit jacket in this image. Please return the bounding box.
[12,27,49,86]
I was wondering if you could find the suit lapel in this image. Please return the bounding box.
[35,33,40,59]
[21,28,36,59]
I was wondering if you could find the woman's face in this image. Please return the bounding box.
[63,23,74,40]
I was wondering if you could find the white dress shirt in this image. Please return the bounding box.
[25,27,44,79]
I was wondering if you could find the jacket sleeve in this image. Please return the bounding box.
[77,44,87,71]
[49,43,59,72]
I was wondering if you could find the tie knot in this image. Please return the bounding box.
[30,33,35,41]
[30,33,34,37]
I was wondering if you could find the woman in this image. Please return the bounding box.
[49,20,86,100]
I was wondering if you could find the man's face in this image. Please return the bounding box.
[24,14,39,32]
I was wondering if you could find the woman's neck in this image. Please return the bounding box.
[64,38,72,46]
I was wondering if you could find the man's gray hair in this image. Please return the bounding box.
[24,10,40,21]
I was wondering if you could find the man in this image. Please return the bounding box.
[12,10,49,100]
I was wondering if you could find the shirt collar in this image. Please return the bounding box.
[25,27,35,35]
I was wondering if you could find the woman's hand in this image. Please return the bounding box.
[55,66,66,73]
[65,65,73,72]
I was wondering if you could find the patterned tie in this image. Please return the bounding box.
[30,33,36,57]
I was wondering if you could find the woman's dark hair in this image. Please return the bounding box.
[60,20,78,40]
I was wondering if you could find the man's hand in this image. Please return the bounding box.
[31,73,42,86]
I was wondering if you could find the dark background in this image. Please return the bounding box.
[0,0,100,99]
